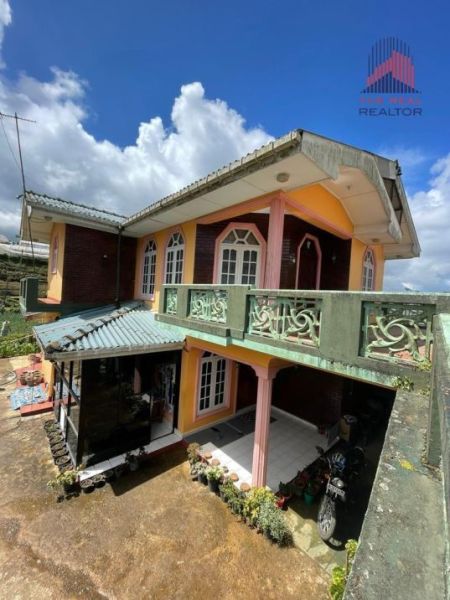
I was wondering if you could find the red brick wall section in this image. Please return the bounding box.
[194,213,351,289]
[62,225,136,304]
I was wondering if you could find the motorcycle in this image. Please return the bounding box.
[315,445,365,542]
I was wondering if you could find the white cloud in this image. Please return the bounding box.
[384,153,450,292]
[0,3,271,240]
[377,145,428,170]
[0,0,11,68]
[0,1,448,293]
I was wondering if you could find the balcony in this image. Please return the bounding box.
[19,277,99,316]
[157,285,450,384]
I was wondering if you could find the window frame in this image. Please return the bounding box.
[141,239,157,298]
[165,231,185,285]
[196,352,230,417]
[362,247,376,291]
[213,222,266,286]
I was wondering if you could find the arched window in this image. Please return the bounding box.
[362,248,375,291]
[51,236,58,274]
[218,226,262,286]
[198,352,228,415]
[141,239,157,296]
[165,232,184,284]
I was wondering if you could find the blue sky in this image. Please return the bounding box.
[0,0,449,290]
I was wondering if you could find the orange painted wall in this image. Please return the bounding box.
[134,221,196,310]
[285,184,353,238]
[177,337,285,434]
[348,239,385,290]
[47,223,66,301]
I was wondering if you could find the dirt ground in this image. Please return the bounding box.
[0,357,329,600]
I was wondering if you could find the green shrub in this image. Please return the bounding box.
[219,480,245,515]
[187,442,201,464]
[206,465,223,481]
[329,539,358,600]
[242,487,276,526]
[0,337,39,358]
[257,500,292,546]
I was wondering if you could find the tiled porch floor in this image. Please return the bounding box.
[188,407,334,491]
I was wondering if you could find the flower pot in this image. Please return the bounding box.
[48,432,63,442]
[92,474,106,488]
[199,471,208,485]
[56,455,71,467]
[103,469,115,483]
[63,482,77,494]
[208,479,220,494]
[50,441,65,452]
[44,420,57,431]
[304,492,315,505]
[53,448,68,459]
[80,479,95,494]
[114,465,125,479]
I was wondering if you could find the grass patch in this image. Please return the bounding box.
[0,310,39,358]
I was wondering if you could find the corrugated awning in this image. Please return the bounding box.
[34,302,185,361]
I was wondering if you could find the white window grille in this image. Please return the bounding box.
[165,232,184,284]
[142,240,157,296]
[198,352,228,415]
[219,228,260,286]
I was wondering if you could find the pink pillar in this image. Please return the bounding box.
[251,366,278,487]
[264,194,285,289]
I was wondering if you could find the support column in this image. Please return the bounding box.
[251,366,278,487]
[264,193,285,288]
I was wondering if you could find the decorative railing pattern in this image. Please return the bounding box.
[361,301,435,364]
[189,289,228,324]
[165,288,178,315]
[247,294,322,347]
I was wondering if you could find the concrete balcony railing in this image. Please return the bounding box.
[19,277,91,316]
[157,284,450,380]
[19,277,61,314]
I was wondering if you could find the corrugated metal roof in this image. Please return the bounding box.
[34,302,184,360]
[24,191,126,227]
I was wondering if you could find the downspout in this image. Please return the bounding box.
[114,225,123,308]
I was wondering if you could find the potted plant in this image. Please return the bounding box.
[206,465,223,494]
[304,480,321,505]
[276,482,293,509]
[56,455,71,468]
[219,479,234,502]
[242,487,276,527]
[187,442,201,466]
[197,462,208,485]
[80,478,95,493]
[47,469,79,496]
[125,452,139,472]
[189,461,203,482]
[257,501,292,546]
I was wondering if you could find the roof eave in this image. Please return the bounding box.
[42,341,184,362]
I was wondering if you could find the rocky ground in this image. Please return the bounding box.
[0,356,329,600]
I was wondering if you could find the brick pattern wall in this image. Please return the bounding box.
[62,225,136,304]
[194,213,351,289]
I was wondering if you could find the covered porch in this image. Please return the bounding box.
[33,302,185,468]
[186,405,334,491]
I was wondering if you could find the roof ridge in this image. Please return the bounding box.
[25,190,127,219]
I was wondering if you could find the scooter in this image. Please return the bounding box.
[315,445,365,542]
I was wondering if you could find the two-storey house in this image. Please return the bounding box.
[20,129,447,491]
